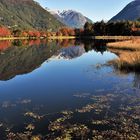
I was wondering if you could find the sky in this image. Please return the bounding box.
[35,0,133,21]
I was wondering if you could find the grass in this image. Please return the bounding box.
[95,36,140,40]
[0,36,76,41]
[109,52,140,72]
[0,37,30,41]
[107,38,140,51]
[107,38,140,73]
[48,36,76,39]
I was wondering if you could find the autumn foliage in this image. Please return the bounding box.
[57,28,76,36]
[0,26,11,37]
[0,25,81,38]
[0,41,11,51]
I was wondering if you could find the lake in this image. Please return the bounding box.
[0,39,140,139]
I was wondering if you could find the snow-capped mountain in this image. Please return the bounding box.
[47,9,93,28]
[50,46,86,60]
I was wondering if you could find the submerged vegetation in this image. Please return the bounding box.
[2,92,140,139]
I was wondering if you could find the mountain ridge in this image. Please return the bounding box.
[110,0,140,21]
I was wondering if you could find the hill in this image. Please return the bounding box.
[0,0,64,31]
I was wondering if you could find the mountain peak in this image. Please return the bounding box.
[61,9,80,14]
[47,9,93,28]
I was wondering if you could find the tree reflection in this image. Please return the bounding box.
[0,40,12,51]
[80,39,107,54]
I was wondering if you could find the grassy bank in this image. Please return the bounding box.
[52,36,140,40]
[0,37,31,41]
[109,51,140,72]
[0,36,77,41]
[107,38,140,72]
[107,38,140,50]
[47,36,76,39]
[95,36,140,40]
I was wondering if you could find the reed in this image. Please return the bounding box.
[107,38,140,51]
[109,51,140,72]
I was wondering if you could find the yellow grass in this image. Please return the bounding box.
[108,53,140,72]
[48,36,76,39]
[108,39,140,72]
[0,37,31,40]
[0,36,76,41]
[107,38,140,51]
[95,36,140,40]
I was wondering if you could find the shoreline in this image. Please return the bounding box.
[0,36,140,41]
[0,37,33,41]
[94,36,140,40]
[0,36,76,41]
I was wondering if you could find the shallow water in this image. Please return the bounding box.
[0,39,140,139]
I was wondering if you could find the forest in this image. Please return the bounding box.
[82,20,140,36]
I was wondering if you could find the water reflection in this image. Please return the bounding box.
[51,45,86,60]
[134,73,140,89]
[0,40,58,80]
[0,39,139,139]
[0,39,107,81]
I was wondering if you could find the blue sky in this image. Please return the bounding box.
[35,0,133,21]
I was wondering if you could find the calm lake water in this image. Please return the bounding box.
[0,39,140,139]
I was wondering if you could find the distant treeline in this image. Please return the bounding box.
[81,20,140,36]
[55,20,140,37]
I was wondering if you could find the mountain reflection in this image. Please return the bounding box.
[0,39,107,81]
[51,45,86,60]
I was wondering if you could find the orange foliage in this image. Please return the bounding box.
[46,32,52,37]
[0,41,11,51]
[22,31,28,37]
[0,27,11,37]
[59,28,69,36]
[132,27,140,32]
[56,31,62,36]
[58,28,76,36]
[34,31,40,37]
[22,40,29,46]
[29,40,41,46]
[40,32,47,37]
[28,30,41,37]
